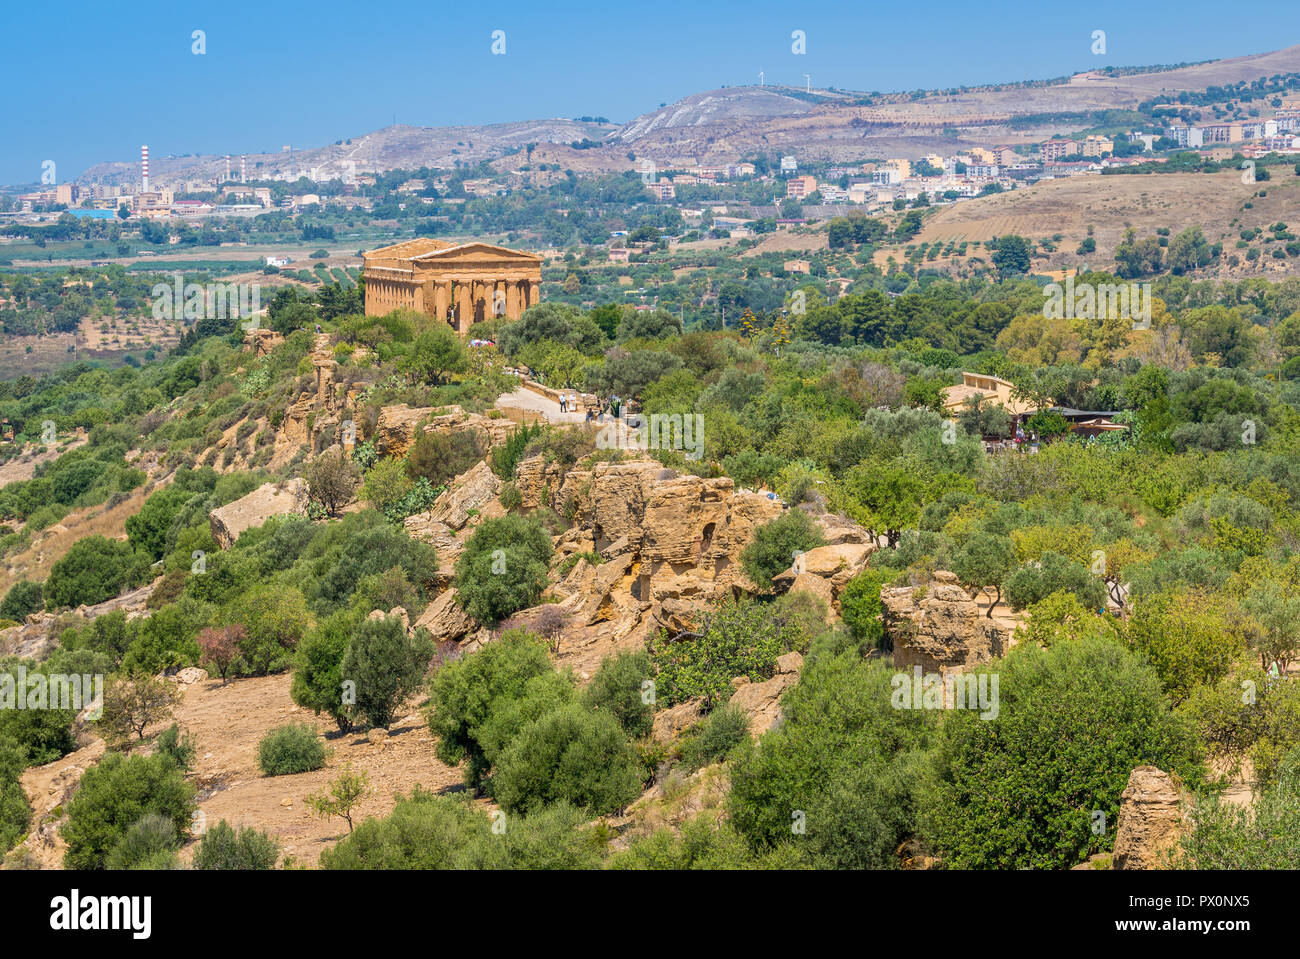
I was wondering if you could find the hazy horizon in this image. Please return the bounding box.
[4,0,1300,184]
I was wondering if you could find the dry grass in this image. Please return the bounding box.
[0,484,153,596]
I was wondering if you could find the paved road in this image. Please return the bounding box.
[494,385,587,424]
[495,386,644,453]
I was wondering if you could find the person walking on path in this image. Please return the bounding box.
[559,394,568,413]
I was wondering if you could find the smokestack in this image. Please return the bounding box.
[141,144,149,193]
[224,156,231,182]
[240,155,247,183]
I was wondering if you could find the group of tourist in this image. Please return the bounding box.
[579,394,624,424]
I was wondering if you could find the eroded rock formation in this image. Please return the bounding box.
[882,571,1014,672]
[1112,765,1185,870]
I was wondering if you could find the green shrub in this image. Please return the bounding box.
[44,535,150,610]
[491,702,642,815]
[607,810,791,869]
[61,752,195,869]
[0,739,31,856]
[155,723,196,773]
[680,704,751,771]
[1110,589,1243,704]
[1004,551,1107,611]
[305,517,439,614]
[193,820,280,870]
[407,429,484,487]
[498,481,523,511]
[728,653,935,869]
[1177,747,1300,868]
[453,514,553,623]
[291,610,360,732]
[923,636,1203,869]
[227,584,311,675]
[490,422,542,480]
[125,485,193,560]
[837,568,890,648]
[427,629,553,788]
[319,788,600,869]
[650,598,803,707]
[257,724,326,776]
[0,670,77,765]
[473,670,576,779]
[360,457,413,515]
[582,650,654,739]
[0,580,43,621]
[339,616,434,729]
[739,509,826,589]
[104,813,180,870]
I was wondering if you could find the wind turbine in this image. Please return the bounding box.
[804,74,811,93]
[759,70,765,87]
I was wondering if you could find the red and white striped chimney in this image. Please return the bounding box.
[141,144,150,193]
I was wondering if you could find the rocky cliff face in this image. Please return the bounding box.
[544,460,783,668]
[1112,766,1186,870]
[882,571,1014,672]
[772,542,875,619]
[209,479,309,549]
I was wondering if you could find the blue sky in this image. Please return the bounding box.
[3,0,1298,185]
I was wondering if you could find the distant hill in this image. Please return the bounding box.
[77,118,617,188]
[73,44,1300,186]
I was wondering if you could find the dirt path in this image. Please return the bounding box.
[494,385,587,424]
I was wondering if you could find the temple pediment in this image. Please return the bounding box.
[412,242,542,265]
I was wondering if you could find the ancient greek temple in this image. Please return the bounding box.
[362,238,543,333]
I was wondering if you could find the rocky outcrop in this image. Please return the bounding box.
[170,667,209,687]
[421,461,500,531]
[243,328,284,357]
[727,651,802,734]
[403,461,507,575]
[414,590,474,645]
[373,405,430,458]
[367,605,413,635]
[651,698,707,745]
[772,541,874,616]
[549,536,646,643]
[402,515,463,573]
[208,479,309,549]
[1113,766,1185,870]
[882,571,1013,672]
[275,342,345,461]
[514,456,572,509]
[495,456,791,680]
[1,577,160,663]
[372,405,516,458]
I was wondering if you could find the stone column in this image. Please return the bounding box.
[529,279,541,309]
[506,279,520,319]
[434,281,449,324]
[472,280,486,325]
[460,281,472,329]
